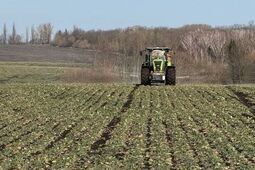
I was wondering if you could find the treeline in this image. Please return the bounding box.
[52,25,200,55]
[51,24,255,62]
[51,24,255,83]
[1,22,255,60]
[1,22,255,83]
[0,23,53,44]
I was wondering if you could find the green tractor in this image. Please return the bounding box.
[140,47,176,85]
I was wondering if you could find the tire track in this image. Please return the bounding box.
[90,85,139,152]
[162,121,177,169]
[114,90,143,161]
[49,90,127,169]
[114,124,134,161]
[144,117,152,170]
[76,85,140,168]
[35,98,113,168]
[161,89,178,169]
[194,89,255,165]
[27,88,110,158]
[198,89,255,130]
[226,87,255,115]
[143,90,152,170]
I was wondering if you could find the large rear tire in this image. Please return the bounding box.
[165,66,176,85]
[141,67,151,85]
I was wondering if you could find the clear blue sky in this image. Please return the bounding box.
[0,0,254,36]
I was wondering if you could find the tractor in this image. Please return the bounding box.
[140,47,176,85]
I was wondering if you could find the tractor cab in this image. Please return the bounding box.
[151,50,166,73]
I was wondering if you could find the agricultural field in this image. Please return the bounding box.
[0,84,255,169]
[0,45,138,84]
[0,62,124,84]
[0,62,94,84]
[0,62,63,84]
[0,45,97,64]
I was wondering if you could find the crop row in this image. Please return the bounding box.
[0,84,254,169]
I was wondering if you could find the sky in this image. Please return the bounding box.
[0,0,255,37]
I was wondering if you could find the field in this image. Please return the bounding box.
[0,84,255,169]
[0,45,138,84]
[0,62,95,84]
[0,45,255,169]
[0,45,97,63]
[0,45,108,84]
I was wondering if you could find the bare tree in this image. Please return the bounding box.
[8,23,21,44]
[3,23,7,44]
[226,39,247,83]
[46,23,53,43]
[8,23,16,44]
[31,26,36,44]
[37,23,53,44]
[12,23,16,41]
[26,27,29,44]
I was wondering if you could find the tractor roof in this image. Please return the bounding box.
[146,47,172,52]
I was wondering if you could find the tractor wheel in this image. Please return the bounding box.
[165,66,176,85]
[141,67,151,85]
